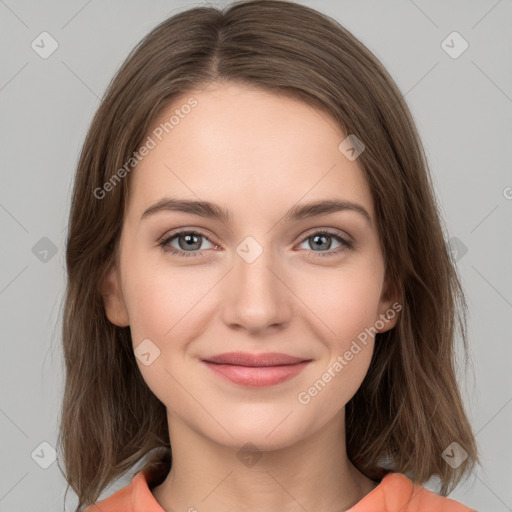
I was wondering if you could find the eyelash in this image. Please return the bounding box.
[158,229,353,258]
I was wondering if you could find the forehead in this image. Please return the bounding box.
[127,82,373,222]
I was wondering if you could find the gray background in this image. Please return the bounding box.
[1,0,511,510]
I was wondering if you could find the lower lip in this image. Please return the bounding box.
[202,361,311,387]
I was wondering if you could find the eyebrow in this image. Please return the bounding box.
[140,196,372,225]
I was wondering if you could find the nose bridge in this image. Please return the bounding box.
[235,234,280,303]
[221,234,291,331]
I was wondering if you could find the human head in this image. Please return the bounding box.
[58,1,477,509]
[99,75,400,466]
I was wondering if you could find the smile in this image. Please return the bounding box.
[201,352,312,388]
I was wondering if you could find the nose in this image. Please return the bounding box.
[220,243,293,335]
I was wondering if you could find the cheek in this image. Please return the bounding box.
[123,256,210,342]
[293,261,382,405]
[124,277,171,343]
[298,257,384,344]
[122,263,210,407]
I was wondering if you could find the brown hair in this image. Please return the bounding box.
[58,1,478,509]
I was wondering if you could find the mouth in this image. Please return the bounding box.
[201,352,312,388]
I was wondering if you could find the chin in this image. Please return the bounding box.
[216,429,302,454]
[196,407,312,453]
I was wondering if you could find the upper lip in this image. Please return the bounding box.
[202,352,311,367]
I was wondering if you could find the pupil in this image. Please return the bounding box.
[182,234,200,250]
[313,234,330,251]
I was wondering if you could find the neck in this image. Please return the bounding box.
[151,409,377,512]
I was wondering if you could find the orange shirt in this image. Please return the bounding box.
[84,468,476,512]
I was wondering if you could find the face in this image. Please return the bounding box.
[101,81,398,451]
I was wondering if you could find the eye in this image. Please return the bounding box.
[158,230,217,257]
[158,229,353,258]
[297,230,353,257]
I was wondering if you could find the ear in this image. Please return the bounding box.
[375,274,402,333]
[99,265,130,327]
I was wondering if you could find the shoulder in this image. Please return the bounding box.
[350,472,476,512]
[83,468,164,512]
[83,481,133,512]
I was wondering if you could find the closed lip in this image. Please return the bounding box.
[202,352,311,367]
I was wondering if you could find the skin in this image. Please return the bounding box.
[100,81,399,511]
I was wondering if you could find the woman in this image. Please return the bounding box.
[58,1,478,510]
